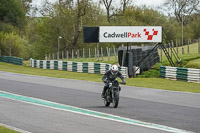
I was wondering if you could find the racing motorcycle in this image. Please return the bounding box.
[103,80,123,108]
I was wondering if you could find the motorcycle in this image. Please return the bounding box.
[103,80,123,108]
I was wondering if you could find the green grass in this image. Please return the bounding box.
[1,62,102,82]
[126,78,200,93]
[0,62,200,93]
[184,58,200,69]
[59,56,118,65]
[158,43,200,67]
[0,126,20,133]
[145,43,200,77]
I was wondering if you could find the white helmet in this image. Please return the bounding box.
[111,65,118,75]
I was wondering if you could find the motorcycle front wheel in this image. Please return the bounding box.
[112,91,119,108]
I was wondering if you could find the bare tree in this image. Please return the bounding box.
[101,0,113,23]
[55,0,89,49]
[71,0,89,48]
[121,0,131,13]
[101,0,131,23]
[163,0,200,24]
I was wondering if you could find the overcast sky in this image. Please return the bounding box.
[32,0,166,8]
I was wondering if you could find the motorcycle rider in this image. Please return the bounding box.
[102,65,126,98]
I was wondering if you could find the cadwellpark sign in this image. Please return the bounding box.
[99,26,162,43]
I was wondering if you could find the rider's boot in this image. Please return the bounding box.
[101,86,107,98]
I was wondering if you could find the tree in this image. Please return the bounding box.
[163,0,200,24]
[0,0,26,28]
[21,0,32,15]
[1,33,25,57]
[71,0,89,48]
[100,0,131,23]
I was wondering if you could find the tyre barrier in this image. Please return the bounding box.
[30,58,128,78]
[118,45,160,76]
[160,66,200,83]
[0,56,23,65]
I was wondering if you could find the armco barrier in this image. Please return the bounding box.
[160,66,200,83]
[0,56,23,65]
[30,58,128,78]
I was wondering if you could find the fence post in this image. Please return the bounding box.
[45,54,48,60]
[0,49,1,56]
[77,49,79,58]
[97,44,99,61]
[53,53,55,60]
[182,40,184,55]
[89,48,91,58]
[160,44,163,63]
[83,48,85,58]
[168,43,170,53]
[113,46,117,60]
[101,47,103,60]
[95,47,97,58]
[176,39,178,54]
[188,39,190,54]
[107,47,110,61]
[66,50,69,59]
[109,48,111,61]
[171,41,173,58]
[72,49,74,60]
[48,53,51,60]
[198,38,200,54]
[61,51,64,59]
[133,66,136,78]
[106,47,108,61]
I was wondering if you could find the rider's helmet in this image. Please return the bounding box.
[111,65,118,75]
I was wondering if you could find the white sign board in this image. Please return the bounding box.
[99,26,162,42]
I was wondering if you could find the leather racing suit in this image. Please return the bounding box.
[102,70,126,97]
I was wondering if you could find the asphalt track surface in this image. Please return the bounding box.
[0,71,200,133]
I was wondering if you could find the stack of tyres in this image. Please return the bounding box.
[40,60,43,69]
[149,49,154,67]
[118,50,123,66]
[11,57,15,64]
[72,62,77,72]
[4,56,11,63]
[131,49,137,66]
[154,49,160,64]
[137,48,143,73]
[106,64,111,71]
[19,58,23,65]
[142,51,148,70]
[46,61,50,69]
[0,56,23,65]
[94,63,100,74]
[54,61,58,70]
[118,45,160,74]
[83,63,88,73]
[121,53,129,67]
[136,48,142,63]
[62,62,67,71]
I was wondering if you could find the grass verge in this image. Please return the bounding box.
[184,58,200,69]
[0,62,200,93]
[0,126,20,133]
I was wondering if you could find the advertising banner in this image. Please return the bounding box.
[99,26,162,42]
